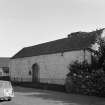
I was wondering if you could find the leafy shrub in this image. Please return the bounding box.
[66,60,105,96]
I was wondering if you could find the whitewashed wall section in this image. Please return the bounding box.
[9,50,91,85]
[9,59,32,81]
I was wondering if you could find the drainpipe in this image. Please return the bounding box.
[83,49,86,62]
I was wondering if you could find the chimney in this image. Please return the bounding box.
[68,32,81,38]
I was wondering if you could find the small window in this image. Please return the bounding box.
[2,67,9,74]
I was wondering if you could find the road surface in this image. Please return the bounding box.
[0,86,105,105]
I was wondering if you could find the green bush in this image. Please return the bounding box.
[66,60,105,96]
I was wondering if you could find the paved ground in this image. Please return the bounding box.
[0,86,105,105]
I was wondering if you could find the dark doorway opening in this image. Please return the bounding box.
[32,63,39,83]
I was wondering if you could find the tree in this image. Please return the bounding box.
[96,38,105,69]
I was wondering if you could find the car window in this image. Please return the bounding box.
[3,82,12,88]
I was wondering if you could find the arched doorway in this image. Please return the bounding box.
[32,63,39,83]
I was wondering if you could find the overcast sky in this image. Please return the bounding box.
[0,0,105,57]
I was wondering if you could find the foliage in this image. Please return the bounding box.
[66,60,105,96]
[96,38,105,69]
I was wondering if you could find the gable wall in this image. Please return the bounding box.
[9,50,91,85]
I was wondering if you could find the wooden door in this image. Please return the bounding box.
[32,63,39,83]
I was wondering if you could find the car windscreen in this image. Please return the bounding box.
[3,82,12,88]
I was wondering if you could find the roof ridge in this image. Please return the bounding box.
[11,28,105,59]
[24,37,67,49]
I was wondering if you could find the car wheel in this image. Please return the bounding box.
[8,98,12,101]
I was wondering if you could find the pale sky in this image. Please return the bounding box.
[0,0,105,57]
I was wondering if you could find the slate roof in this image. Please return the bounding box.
[11,28,104,59]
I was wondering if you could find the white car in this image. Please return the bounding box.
[0,80,14,101]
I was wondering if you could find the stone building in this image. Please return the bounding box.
[9,28,105,85]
